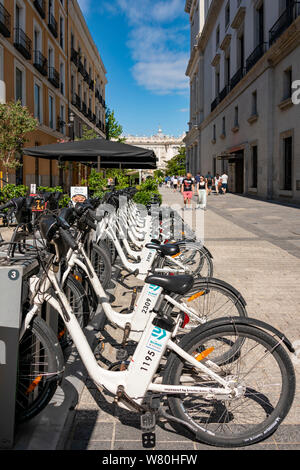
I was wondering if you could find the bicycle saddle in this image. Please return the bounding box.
[145,274,194,295]
[145,243,180,257]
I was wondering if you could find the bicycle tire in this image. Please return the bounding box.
[57,275,90,349]
[163,322,295,447]
[156,243,213,278]
[162,278,247,330]
[91,241,112,290]
[16,316,64,423]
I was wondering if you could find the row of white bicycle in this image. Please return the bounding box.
[0,188,296,448]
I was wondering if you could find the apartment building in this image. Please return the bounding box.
[0,0,107,188]
[184,0,300,204]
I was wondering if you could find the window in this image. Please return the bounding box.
[252,91,258,115]
[0,45,4,82]
[60,62,65,95]
[59,16,64,49]
[216,25,220,50]
[222,116,226,136]
[215,69,220,95]
[225,55,230,86]
[234,106,239,127]
[225,2,230,28]
[252,146,258,188]
[213,124,216,141]
[283,136,293,190]
[283,68,292,100]
[238,34,245,68]
[49,94,54,129]
[255,2,265,46]
[59,104,65,133]
[34,83,41,122]
[16,67,23,103]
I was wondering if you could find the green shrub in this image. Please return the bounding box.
[0,183,28,203]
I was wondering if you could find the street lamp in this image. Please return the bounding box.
[68,111,75,141]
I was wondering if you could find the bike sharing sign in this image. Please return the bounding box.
[70,187,88,205]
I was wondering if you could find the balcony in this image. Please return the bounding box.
[0,3,11,38]
[269,1,300,46]
[82,102,88,117]
[211,96,220,112]
[87,108,93,121]
[33,0,46,19]
[48,67,60,89]
[246,42,268,73]
[89,78,94,91]
[48,12,58,38]
[57,117,66,134]
[33,50,48,76]
[219,85,230,102]
[71,47,79,66]
[83,68,89,83]
[230,66,245,90]
[95,89,100,101]
[73,94,81,111]
[14,28,32,60]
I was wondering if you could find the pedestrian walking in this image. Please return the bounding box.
[221,172,229,194]
[205,172,213,195]
[172,176,179,192]
[197,175,208,210]
[181,173,195,209]
[214,173,221,194]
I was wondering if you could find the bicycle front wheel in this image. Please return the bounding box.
[157,243,213,278]
[16,316,64,423]
[163,322,295,447]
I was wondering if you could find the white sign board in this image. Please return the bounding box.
[30,184,37,194]
[70,186,88,205]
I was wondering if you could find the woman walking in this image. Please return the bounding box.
[197,175,208,210]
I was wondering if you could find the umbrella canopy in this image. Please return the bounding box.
[23,138,157,169]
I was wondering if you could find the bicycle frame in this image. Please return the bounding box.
[59,241,206,341]
[21,264,232,409]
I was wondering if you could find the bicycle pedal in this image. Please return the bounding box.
[142,432,156,448]
[116,348,128,361]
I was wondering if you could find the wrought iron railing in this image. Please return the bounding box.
[33,50,48,76]
[14,28,32,60]
[48,12,58,38]
[0,3,11,38]
[230,67,245,90]
[71,48,79,66]
[33,0,46,19]
[48,67,60,89]
[269,1,300,46]
[246,42,268,72]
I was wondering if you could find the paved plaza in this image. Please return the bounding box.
[7,188,300,450]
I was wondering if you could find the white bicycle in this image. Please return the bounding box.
[16,213,296,448]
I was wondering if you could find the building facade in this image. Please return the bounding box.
[125,128,185,171]
[0,0,107,188]
[185,0,300,204]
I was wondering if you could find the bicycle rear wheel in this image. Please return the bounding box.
[16,316,64,423]
[163,278,247,330]
[163,322,295,447]
[91,241,112,290]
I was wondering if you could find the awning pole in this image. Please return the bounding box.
[97,155,101,172]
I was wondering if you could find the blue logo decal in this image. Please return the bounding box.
[151,327,167,341]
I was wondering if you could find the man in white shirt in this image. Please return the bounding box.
[221,173,228,194]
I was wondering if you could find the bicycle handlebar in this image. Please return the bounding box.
[58,227,78,251]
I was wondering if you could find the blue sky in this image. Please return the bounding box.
[77,0,190,137]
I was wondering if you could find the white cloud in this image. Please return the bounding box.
[77,0,91,15]
[114,1,189,94]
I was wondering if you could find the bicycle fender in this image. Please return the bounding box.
[198,277,247,307]
[179,316,295,354]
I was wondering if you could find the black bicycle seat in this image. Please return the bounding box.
[145,274,194,295]
[145,243,180,257]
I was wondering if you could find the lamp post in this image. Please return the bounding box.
[67,111,75,188]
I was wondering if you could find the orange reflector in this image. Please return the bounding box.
[188,291,205,302]
[73,274,82,282]
[195,347,214,362]
[58,328,66,339]
[26,376,42,394]
[171,252,182,258]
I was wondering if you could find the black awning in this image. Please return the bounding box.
[23,138,157,169]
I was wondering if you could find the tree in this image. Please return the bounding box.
[76,124,98,141]
[105,107,125,142]
[165,146,186,176]
[0,101,38,180]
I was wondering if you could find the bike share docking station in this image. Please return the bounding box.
[0,258,39,449]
